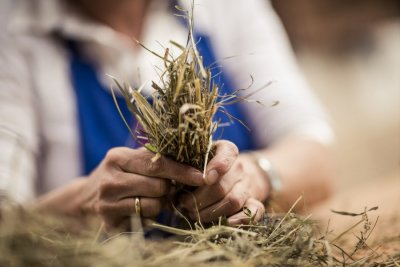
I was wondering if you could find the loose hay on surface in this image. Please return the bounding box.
[0,198,399,267]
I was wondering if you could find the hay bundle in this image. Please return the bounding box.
[111,21,220,172]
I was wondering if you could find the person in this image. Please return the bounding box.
[0,0,334,230]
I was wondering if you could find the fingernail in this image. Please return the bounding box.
[205,169,218,184]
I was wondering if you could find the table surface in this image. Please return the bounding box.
[311,172,400,256]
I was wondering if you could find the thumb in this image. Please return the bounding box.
[204,140,239,185]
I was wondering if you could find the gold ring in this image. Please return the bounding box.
[134,197,141,216]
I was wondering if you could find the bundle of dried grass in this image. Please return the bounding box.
[109,5,264,173]
[111,20,219,172]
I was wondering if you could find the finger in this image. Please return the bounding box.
[227,198,265,225]
[99,197,163,227]
[192,181,249,223]
[180,171,241,212]
[105,147,204,186]
[136,197,164,218]
[99,171,171,200]
[204,140,238,185]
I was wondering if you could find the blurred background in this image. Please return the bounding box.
[271,0,400,192]
[270,0,400,242]
[0,0,399,214]
[270,0,400,234]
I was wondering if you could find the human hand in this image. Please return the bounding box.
[79,147,205,230]
[180,141,269,225]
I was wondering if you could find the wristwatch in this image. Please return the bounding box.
[252,154,283,196]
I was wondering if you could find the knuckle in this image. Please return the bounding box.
[97,169,129,198]
[148,179,167,197]
[175,165,200,185]
[105,148,120,163]
[98,177,117,198]
[98,179,111,198]
[214,182,228,198]
[155,180,169,196]
[173,165,198,184]
[145,156,164,175]
[172,165,187,181]
[104,147,129,168]
[226,141,239,157]
[217,140,239,157]
[235,161,244,173]
[214,158,231,175]
[97,200,112,216]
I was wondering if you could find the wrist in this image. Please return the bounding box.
[250,153,283,201]
[34,178,89,217]
[69,178,97,217]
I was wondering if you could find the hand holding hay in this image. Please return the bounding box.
[110,8,271,225]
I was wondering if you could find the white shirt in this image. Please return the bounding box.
[0,0,333,202]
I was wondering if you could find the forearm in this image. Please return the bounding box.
[257,136,335,212]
